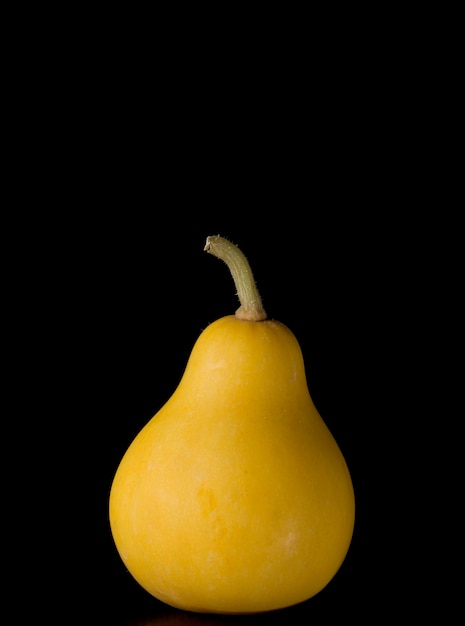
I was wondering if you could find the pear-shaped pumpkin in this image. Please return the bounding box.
[109,236,355,615]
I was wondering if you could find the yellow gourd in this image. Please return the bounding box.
[109,236,355,615]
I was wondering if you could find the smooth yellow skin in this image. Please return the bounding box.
[109,315,355,614]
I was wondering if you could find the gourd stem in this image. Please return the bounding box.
[204,235,267,321]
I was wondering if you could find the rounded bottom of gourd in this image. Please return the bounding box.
[144,588,323,616]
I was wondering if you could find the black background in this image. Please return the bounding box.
[8,9,452,624]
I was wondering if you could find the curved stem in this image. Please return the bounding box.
[204,235,267,321]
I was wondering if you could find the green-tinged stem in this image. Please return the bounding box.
[204,235,267,322]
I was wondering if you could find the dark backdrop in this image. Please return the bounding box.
[10,14,438,624]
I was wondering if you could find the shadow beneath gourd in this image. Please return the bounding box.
[123,600,334,626]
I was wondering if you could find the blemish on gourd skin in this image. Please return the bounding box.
[283,531,298,554]
[197,486,218,516]
[197,487,227,543]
